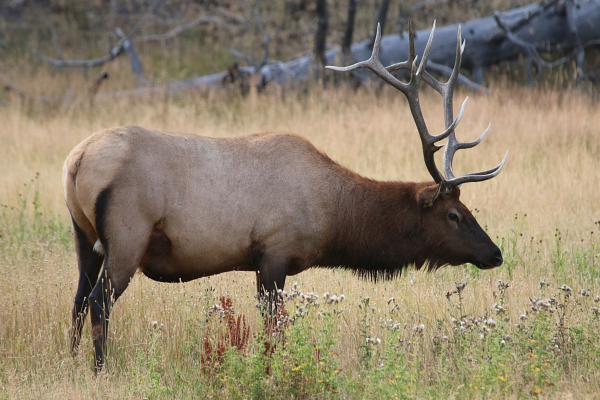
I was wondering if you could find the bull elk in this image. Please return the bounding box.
[64,22,507,371]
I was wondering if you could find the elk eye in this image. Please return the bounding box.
[448,213,459,223]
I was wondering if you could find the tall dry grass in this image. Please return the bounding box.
[0,78,599,399]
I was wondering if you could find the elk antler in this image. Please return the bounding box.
[326,21,507,198]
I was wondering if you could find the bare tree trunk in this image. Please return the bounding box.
[342,0,357,55]
[314,0,328,67]
[370,0,391,48]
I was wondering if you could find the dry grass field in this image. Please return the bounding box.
[0,72,599,399]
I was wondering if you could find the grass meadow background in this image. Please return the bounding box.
[1,67,600,399]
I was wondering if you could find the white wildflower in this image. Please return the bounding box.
[559,285,573,295]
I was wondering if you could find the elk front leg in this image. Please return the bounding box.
[255,256,287,317]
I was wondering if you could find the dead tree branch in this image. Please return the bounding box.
[494,9,600,85]
[213,7,251,28]
[115,28,145,86]
[39,0,600,99]
[33,37,127,69]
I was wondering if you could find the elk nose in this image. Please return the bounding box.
[493,251,503,267]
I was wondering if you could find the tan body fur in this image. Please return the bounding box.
[64,126,348,282]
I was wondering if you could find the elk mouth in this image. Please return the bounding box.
[473,252,503,270]
[473,261,497,270]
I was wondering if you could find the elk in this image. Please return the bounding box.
[64,22,506,371]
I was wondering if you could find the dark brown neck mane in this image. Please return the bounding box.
[319,178,439,279]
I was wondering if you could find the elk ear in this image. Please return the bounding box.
[452,186,461,198]
[417,185,442,208]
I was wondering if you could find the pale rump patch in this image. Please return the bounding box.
[93,240,104,255]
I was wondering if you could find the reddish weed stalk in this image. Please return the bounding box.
[201,296,251,370]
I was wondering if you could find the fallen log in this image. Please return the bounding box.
[37,0,600,97]
[112,0,600,97]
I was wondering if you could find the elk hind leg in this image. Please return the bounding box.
[88,214,152,372]
[70,218,104,356]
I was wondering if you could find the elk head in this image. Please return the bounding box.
[328,21,507,270]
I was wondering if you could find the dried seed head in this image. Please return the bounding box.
[497,280,510,292]
[540,279,551,288]
[519,311,528,320]
[455,281,468,293]
[559,285,573,295]
[493,303,507,314]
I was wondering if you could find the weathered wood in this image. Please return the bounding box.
[95,0,600,98]
[115,28,145,86]
[347,0,600,83]
[181,0,600,94]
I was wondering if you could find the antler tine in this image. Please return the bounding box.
[441,26,464,181]
[446,25,465,96]
[327,21,447,183]
[440,26,507,189]
[326,24,410,94]
[327,21,509,188]
[387,20,417,73]
[385,22,447,97]
[416,20,436,77]
[445,151,508,186]
[430,96,468,144]
[409,20,416,64]
[399,21,448,183]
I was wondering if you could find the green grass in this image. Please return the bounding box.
[1,192,599,399]
[0,79,599,398]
